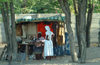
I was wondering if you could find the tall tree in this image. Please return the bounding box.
[73,0,94,62]
[58,0,78,62]
[73,0,81,58]
[1,2,10,60]
[78,0,87,63]
[73,0,87,63]
[86,0,93,47]
[0,0,17,64]
[1,2,12,64]
[10,0,17,60]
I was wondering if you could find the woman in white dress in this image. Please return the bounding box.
[44,26,54,60]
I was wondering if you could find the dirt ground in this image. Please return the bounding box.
[0,43,100,65]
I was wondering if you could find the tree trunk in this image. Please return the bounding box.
[1,1,17,62]
[78,0,87,63]
[10,1,17,60]
[98,31,100,47]
[58,0,78,62]
[65,17,78,62]
[1,3,9,46]
[73,0,87,63]
[73,0,81,58]
[76,15,82,58]
[79,13,87,63]
[86,0,93,47]
[1,3,10,61]
[4,2,13,64]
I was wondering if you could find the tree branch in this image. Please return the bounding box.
[73,0,78,14]
[58,0,67,14]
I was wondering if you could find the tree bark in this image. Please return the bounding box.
[1,3,10,61]
[1,3,9,46]
[73,0,81,58]
[10,1,17,60]
[78,0,87,63]
[65,17,78,62]
[4,2,13,64]
[86,0,93,48]
[1,1,17,62]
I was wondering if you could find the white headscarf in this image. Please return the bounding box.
[45,26,50,31]
[45,26,52,40]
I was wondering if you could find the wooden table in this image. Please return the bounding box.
[18,42,44,61]
[18,43,35,61]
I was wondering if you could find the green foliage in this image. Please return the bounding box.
[0,0,8,2]
[0,0,11,2]
[0,0,99,13]
[14,0,63,13]
[93,0,100,13]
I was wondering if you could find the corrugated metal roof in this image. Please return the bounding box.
[16,15,65,23]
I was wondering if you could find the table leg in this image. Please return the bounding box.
[26,45,28,61]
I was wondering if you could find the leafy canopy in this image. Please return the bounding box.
[0,0,100,13]
[14,0,63,13]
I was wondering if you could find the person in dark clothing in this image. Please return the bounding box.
[35,32,44,60]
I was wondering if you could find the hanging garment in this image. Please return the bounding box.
[57,22,65,45]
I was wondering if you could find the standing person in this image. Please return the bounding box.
[44,26,54,60]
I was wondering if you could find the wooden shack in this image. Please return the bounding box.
[16,15,65,45]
